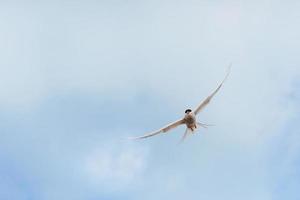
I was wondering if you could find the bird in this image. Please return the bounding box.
[129,65,231,142]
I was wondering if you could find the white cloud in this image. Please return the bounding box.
[84,141,148,189]
[0,1,299,110]
[0,1,300,200]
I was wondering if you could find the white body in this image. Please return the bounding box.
[184,112,197,130]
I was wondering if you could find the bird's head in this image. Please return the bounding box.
[185,109,192,114]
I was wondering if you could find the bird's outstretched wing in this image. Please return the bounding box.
[194,64,231,116]
[129,119,185,140]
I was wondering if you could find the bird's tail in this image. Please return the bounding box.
[197,122,214,129]
[178,128,192,144]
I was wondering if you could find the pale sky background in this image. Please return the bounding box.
[0,1,300,200]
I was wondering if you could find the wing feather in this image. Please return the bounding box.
[194,64,231,115]
[129,119,185,140]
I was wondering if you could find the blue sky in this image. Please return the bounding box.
[0,1,300,200]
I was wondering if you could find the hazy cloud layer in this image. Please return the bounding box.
[0,1,299,200]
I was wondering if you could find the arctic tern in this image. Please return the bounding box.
[130,66,231,142]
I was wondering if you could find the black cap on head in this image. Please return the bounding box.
[185,109,192,113]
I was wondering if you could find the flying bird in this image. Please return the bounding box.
[130,66,231,142]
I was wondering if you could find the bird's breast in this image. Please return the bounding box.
[184,114,195,126]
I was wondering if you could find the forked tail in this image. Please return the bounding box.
[197,122,214,129]
[178,128,192,144]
